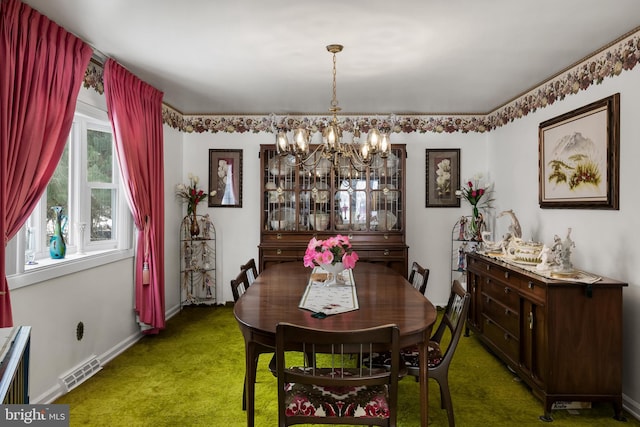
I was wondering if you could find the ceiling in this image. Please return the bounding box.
[21,0,640,116]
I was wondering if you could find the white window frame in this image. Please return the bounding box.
[6,101,133,290]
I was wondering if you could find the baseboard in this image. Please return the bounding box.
[624,393,640,421]
[35,304,192,404]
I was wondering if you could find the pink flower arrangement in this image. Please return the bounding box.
[303,235,359,269]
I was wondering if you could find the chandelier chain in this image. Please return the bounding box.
[331,51,338,111]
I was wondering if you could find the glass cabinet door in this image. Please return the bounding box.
[262,145,403,233]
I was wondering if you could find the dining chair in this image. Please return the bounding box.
[230,268,251,302]
[230,268,275,410]
[240,258,259,285]
[276,322,402,427]
[359,262,429,369]
[408,261,430,295]
[401,279,470,427]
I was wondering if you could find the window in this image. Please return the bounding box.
[6,101,133,284]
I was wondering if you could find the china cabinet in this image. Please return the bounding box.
[258,144,408,276]
[180,214,216,307]
[466,252,626,421]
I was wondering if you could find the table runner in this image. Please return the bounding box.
[298,267,359,316]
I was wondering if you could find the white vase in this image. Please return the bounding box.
[319,262,346,286]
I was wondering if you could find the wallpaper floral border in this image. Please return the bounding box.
[83,29,640,135]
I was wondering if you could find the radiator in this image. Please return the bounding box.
[0,326,31,404]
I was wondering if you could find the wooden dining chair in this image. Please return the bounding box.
[230,268,251,302]
[408,261,430,295]
[276,322,402,427]
[401,279,470,427]
[230,267,275,411]
[240,258,259,285]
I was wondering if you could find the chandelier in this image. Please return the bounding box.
[274,44,392,169]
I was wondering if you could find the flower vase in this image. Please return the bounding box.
[49,206,67,259]
[189,208,200,237]
[320,262,346,287]
[466,206,481,241]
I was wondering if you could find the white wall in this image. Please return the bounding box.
[488,69,640,417]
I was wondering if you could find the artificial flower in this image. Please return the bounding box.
[176,173,217,215]
[303,235,359,269]
[455,173,494,215]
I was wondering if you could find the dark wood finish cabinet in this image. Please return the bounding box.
[258,144,408,276]
[466,252,627,421]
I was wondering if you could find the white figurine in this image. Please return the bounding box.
[536,245,553,271]
[551,228,575,272]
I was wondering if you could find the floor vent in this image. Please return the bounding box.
[59,356,102,392]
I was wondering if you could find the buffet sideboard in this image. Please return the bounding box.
[466,252,627,421]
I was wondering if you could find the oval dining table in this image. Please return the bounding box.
[233,261,437,427]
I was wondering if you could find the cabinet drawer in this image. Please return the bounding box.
[261,248,305,258]
[469,257,526,289]
[481,293,519,338]
[359,249,406,260]
[482,314,519,364]
[481,277,519,310]
[519,279,546,303]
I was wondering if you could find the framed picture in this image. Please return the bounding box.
[425,148,460,207]
[208,149,243,208]
[539,93,619,209]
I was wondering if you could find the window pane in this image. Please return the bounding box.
[87,129,112,183]
[91,188,114,241]
[46,144,69,247]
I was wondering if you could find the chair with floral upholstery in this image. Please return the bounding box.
[276,322,402,427]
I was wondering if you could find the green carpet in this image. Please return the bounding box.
[55,306,639,426]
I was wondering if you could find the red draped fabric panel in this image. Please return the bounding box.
[0,0,92,326]
[103,59,165,334]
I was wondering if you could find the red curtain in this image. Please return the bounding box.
[103,59,165,334]
[0,0,92,326]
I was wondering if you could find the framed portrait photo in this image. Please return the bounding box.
[539,93,619,209]
[208,149,243,208]
[425,148,460,208]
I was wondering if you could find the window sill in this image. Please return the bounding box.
[7,249,135,291]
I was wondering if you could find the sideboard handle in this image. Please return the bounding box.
[384,233,389,240]
[504,271,510,279]
[383,249,390,256]
[276,233,282,239]
[528,281,534,289]
[276,249,282,255]
[504,287,510,294]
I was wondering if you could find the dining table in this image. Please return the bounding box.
[233,261,437,427]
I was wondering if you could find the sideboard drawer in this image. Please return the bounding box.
[482,293,519,338]
[482,314,519,364]
[519,279,546,303]
[482,277,519,310]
